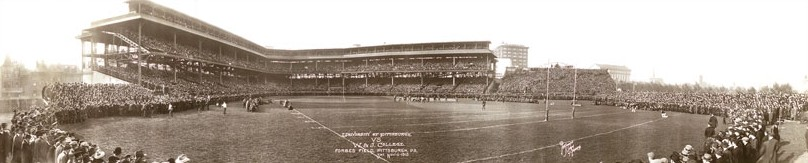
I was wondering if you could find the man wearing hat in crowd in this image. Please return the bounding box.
[710,114,718,128]
[681,145,696,161]
[772,124,780,141]
[805,125,808,151]
[57,140,75,163]
[0,123,8,163]
[705,124,716,138]
[757,132,779,163]
[741,136,757,162]
[701,153,713,163]
[32,130,52,163]
[121,154,132,163]
[134,150,148,163]
[176,154,190,163]
[91,149,104,163]
[10,129,25,163]
[715,141,732,163]
[108,147,122,163]
[54,135,71,163]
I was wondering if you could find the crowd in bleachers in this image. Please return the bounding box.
[112,29,267,72]
[109,28,491,75]
[497,68,616,98]
[342,60,487,72]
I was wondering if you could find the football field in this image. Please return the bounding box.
[61,96,806,162]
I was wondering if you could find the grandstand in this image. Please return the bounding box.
[78,0,496,99]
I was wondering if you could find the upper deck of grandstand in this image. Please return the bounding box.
[82,0,494,61]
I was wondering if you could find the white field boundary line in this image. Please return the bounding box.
[329,110,450,115]
[355,111,535,122]
[416,111,634,134]
[358,105,607,119]
[293,107,416,111]
[381,106,604,120]
[362,110,509,118]
[457,114,676,163]
[332,109,613,129]
[293,109,391,163]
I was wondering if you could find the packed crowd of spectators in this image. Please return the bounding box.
[593,90,808,162]
[108,28,490,75]
[45,83,155,123]
[5,105,190,163]
[342,60,487,72]
[111,29,267,72]
[498,68,616,97]
[599,92,808,120]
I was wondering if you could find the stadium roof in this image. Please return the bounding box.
[123,0,265,52]
[595,64,631,72]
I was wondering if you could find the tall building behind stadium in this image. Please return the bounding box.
[493,44,529,68]
[76,0,497,96]
[595,64,631,83]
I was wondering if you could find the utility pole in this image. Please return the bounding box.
[544,60,550,121]
[572,68,578,119]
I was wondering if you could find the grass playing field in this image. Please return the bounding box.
[59,96,807,162]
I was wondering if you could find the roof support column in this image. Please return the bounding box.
[452,72,456,86]
[81,40,85,69]
[136,21,142,86]
[104,43,110,67]
[420,72,423,86]
[486,55,490,86]
[90,38,96,72]
[198,40,202,58]
[342,73,345,90]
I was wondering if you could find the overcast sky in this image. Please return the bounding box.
[1,0,807,90]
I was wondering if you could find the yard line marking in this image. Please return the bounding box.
[457,114,676,163]
[332,109,611,129]
[293,109,390,163]
[415,111,631,134]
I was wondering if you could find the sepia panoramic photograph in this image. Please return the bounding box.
[0,0,807,162]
